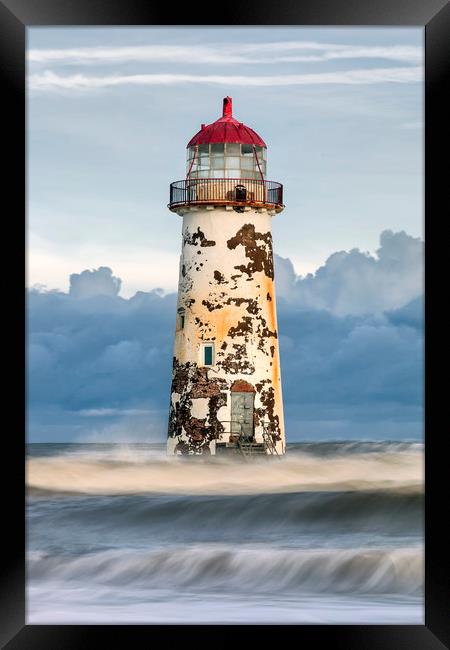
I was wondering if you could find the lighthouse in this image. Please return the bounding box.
[167,97,285,457]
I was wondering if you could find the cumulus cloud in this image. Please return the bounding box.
[27,231,423,442]
[69,266,121,298]
[274,230,423,316]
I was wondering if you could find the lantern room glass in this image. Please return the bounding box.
[186,143,266,180]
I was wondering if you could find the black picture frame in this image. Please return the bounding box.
[2,0,448,647]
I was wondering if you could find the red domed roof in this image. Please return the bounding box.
[187,97,266,148]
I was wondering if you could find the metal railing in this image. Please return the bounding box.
[216,419,281,458]
[169,178,283,209]
[219,420,253,443]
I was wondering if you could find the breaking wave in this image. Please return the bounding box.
[26,488,423,536]
[28,546,423,596]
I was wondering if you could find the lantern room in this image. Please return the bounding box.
[169,97,284,213]
[186,97,267,181]
[186,142,267,181]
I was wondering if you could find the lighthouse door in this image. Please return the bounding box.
[231,392,254,441]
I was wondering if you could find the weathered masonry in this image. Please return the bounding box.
[167,97,285,457]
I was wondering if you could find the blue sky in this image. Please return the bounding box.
[27,27,423,296]
[26,27,424,442]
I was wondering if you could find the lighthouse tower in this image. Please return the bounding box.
[167,97,285,456]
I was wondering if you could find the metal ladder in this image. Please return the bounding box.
[261,422,281,458]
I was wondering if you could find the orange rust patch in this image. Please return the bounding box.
[195,303,252,344]
[262,275,277,332]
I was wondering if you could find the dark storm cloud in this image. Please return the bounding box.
[27,233,423,441]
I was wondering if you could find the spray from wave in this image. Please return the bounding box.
[26,443,423,496]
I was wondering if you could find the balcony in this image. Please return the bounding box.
[168,178,284,212]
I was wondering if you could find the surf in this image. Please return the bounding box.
[26,443,423,496]
[28,545,423,596]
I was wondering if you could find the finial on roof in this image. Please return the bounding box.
[223,96,232,118]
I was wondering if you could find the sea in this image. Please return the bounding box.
[26,441,424,624]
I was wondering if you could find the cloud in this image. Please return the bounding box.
[278,300,423,440]
[385,296,423,330]
[27,230,423,442]
[27,284,177,441]
[28,67,423,92]
[69,266,121,298]
[274,230,423,316]
[76,408,153,417]
[27,42,422,66]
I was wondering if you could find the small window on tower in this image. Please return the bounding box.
[202,343,214,366]
[242,144,253,156]
[177,308,185,330]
